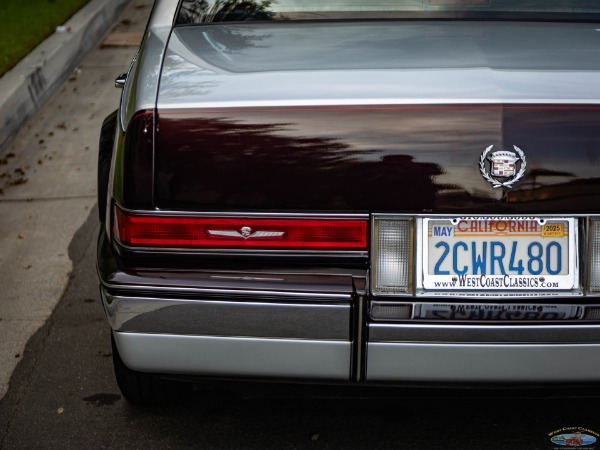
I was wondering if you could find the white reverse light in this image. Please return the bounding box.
[372,217,413,294]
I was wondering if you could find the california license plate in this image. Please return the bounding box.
[421,217,578,291]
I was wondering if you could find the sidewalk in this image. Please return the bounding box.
[0,0,153,400]
[0,0,130,153]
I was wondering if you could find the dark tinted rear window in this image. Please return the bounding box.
[177,0,600,24]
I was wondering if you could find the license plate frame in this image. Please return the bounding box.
[419,217,579,291]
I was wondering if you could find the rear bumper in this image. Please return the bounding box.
[367,323,600,382]
[101,286,600,384]
[113,332,351,379]
[101,288,354,380]
[98,234,600,385]
[367,341,600,382]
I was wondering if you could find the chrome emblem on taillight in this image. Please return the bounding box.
[208,228,285,239]
[479,145,526,188]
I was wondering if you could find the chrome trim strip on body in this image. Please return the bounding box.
[114,240,368,258]
[114,332,351,380]
[368,323,600,343]
[118,55,137,132]
[100,281,352,300]
[413,291,587,298]
[157,98,600,110]
[116,203,370,219]
[366,342,600,382]
[102,290,351,340]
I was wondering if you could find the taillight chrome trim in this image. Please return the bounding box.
[112,203,369,255]
[114,203,370,219]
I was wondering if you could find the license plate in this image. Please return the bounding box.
[420,217,578,291]
[416,303,582,320]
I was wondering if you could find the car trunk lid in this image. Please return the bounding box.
[154,21,600,213]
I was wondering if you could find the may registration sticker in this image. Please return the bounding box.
[420,217,578,291]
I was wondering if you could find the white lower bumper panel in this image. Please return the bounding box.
[115,332,351,380]
[367,342,600,382]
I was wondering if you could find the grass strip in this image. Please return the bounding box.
[0,0,91,77]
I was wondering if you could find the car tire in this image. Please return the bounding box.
[98,110,117,224]
[111,333,193,406]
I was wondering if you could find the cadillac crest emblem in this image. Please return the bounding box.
[479,145,526,188]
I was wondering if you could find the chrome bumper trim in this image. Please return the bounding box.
[366,342,600,382]
[101,288,351,340]
[368,323,600,343]
[100,281,352,300]
[114,332,351,380]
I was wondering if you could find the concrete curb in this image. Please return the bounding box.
[0,0,131,152]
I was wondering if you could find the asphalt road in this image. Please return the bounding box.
[0,0,152,399]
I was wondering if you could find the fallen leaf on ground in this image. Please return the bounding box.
[5,177,28,187]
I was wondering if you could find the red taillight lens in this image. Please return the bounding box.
[114,206,367,250]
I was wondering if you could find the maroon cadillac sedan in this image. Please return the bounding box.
[97,0,600,405]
